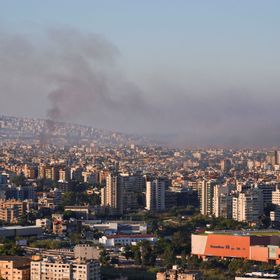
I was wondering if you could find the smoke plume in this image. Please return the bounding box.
[1,27,280,147]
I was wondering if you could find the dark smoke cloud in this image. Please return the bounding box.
[0,27,280,147]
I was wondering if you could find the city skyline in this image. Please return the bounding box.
[1,1,280,147]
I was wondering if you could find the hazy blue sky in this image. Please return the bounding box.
[1,1,280,147]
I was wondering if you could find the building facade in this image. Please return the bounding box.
[30,256,100,280]
[0,256,30,280]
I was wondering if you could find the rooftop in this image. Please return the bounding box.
[197,230,280,237]
[0,225,41,230]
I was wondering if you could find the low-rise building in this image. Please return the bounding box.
[82,220,147,235]
[99,234,157,247]
[30,256,100,280]
[74,244,100,261]
[157,266,202,280]
[35,218,52,231]
[192,230,280,264]
[0,225,42,238]
[236,272,280,279]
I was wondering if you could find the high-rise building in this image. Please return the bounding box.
[59,168,71,182]
[258,184,275,206]
[38,164,46,179]
[199,180,217,216]
[266,151,278,166]
[119,172,145,211]
[213,185,232,218]
[232,188,263,222]
[101,173,123,215]
[272,188,280,206]
[145,178,166,212]
[220,159,231,172]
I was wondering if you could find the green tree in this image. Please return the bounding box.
[122,245,134,260]
[162,244,176,268]
[140,241,156,266]
[99,248,110,266]
[11,172,26,186]
[134,248,142,265]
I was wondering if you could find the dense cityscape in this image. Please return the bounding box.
[1,1,280,279]
[1,115,280,279]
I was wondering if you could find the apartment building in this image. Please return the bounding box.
[99,234,158,248]
[74,244,100,261]
[145,178,166,212]
[0,199,26,223]
[157,266,202,280]
[0,256,30,280]
[101,173,123,215]
[232,188,263,222]
[199,180,217,216]
[212,185,232,218]
[30,256,100,280]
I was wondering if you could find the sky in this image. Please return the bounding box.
[0,1,280,147]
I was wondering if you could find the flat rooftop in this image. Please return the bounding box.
[197,230,280,236]
[0,225,41,230]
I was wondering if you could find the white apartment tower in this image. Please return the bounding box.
[199,180,217,216]
[145,178,166,211]
[232,188,263,222]
[213,185,232,218]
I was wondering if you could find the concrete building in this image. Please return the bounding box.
[101,173,123,215]
[74,244,100,261]
[236,272,280,280]
[0,225,42,238]
[266,151,278,166]
[221,159,231,172]
[192,231,280,264]
[119,173,145,211]
[213,185,232,218]
[258,184,275,206]
[232,188,263,222]
[145,178,166,211]
[30,256,100,280]
[82,220,147,235]
[199,180,217,216]
[0,199,26,223]
[0,256,30,280]
[157,266,202,280]
[99,234,158,248]
[270,207,280,223]
[272,188,280,206]
[64,205,90,219]
[35,218,52,230]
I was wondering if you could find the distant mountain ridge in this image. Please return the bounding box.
[0,115,148,146]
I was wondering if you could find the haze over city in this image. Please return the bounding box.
[1,1,280,147]
[3,2,280,280]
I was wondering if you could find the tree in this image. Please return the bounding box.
[63,210,76,220]
[134,248,142,265]
[110,256,119,265]
[122,245,134,260]
[162,244,176,268]
[99,248,110,266]
[11,172,26,186]
[140,241,156,266]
